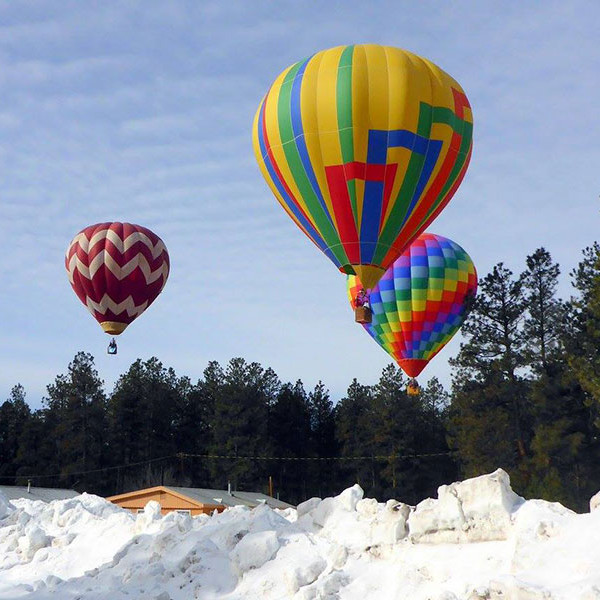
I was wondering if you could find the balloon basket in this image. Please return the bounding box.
[355,306,372,324]
[407,380,420,396]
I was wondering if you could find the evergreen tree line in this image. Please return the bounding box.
[2,245,600,510]
[449,245,600,511]
[0,356,450,506]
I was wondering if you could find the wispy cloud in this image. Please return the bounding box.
[1,0,599,404]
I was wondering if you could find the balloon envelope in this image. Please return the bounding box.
[66,222,170,335]
[348,233,477,377]
[253,44,473,290]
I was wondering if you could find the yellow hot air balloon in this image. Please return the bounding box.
[253,44,473,291]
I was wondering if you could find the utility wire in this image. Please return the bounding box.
[0,455,173,481]
[177,451,454,461]
[0,450,455,482]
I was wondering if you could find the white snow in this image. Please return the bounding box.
[0,495,12,521]
[230,530,279,574]
[1,469,600,599]
[408,468,524,544]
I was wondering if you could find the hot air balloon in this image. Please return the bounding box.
[66,222,170,352]
[253,44,473,291]
[347,233,477,389]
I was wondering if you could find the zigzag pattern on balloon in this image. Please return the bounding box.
[66,251,169,287]
[85,295,149,319]
[65,222,170,333]
[67,228,168,260]
[66,228,168,286]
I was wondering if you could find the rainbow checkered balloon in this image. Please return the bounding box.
[347,233,477,378]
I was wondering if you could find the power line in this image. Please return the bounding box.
[0,450,455,482]
[177,451,454,461]
[0,455,173,481]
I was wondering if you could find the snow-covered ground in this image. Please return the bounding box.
[1,469,600,599]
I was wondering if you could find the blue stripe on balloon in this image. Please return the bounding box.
[289,56,334,228]
[388,129,429,155]
[361,128,434,261]
[410,255,429,267]
[360,180,384,263]
[366,130,389,164]
[377,276,395,291]
[403,139,443,223]
[364,130,443,229]
[257,99,339,265]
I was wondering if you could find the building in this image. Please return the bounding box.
[0,485,80,503]
[106,486,294,516]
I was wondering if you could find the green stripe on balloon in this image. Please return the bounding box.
[416,118,473,231]
[336,46,358,228]
[373,102,433,263]
[336,46,354,163]
[276,59,348,266]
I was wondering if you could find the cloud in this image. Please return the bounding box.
[2,0,600,404]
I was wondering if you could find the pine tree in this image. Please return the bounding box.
[448,370,520,479]
[171,376,212,486]
[14,411,54,485]
[415,377,458,497]
[449,264,531,487]
[454,263,527,379]
[108,357,181,490]
[522,248,563,371]
[419,377,450,423]
[335,378,376,493]
[308,381,338,498]
[369,365,416,500]
[0,385,32,482]
[514,247,597,507]
[269,380,312,503]
[309,382,337,457]
[208,358,279,493]
[567,244,600,418]
[44,352,107,491]
[526,363,598,510]
[534,243,600,509]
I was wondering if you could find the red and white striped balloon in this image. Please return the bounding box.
[65,222,170,335]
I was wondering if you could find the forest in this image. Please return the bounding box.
[2,244,600,511]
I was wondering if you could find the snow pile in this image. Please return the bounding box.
[0,495,12,521]
[408,468,524,543]
[1,470,600,599]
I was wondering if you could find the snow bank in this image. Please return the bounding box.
[408,468,524,543]
[1,472,600,599]
[0,494,12,520]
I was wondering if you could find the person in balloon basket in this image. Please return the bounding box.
[107,338,117,355]
[407,378,420,396]
[355,289,372,324]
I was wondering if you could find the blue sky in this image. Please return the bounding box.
[1,1,598,408]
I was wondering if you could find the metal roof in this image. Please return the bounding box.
[0,486,80,503]
[166,486,294,509]
[228,491,295,510]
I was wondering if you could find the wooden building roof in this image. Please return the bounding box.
[106,485,294,511]
[0,485,80,503]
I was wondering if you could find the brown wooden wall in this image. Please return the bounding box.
[109,489,225,516]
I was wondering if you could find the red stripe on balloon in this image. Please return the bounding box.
[325,164,360,263]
